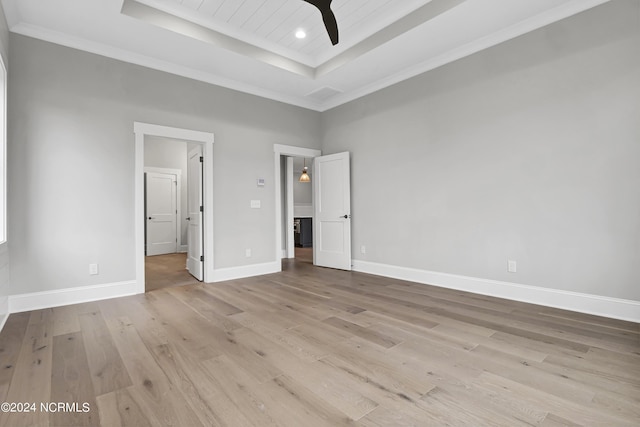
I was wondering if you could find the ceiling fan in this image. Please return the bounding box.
[302,0,339,45]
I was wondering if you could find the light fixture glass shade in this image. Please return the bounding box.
[299,159,311,182]
[299,167,310,182]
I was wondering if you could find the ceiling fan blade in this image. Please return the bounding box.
[302,0,339,45]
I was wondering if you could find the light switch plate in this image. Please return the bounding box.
[250,200,261,209]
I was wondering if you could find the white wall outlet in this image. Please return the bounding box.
[360,245,366,254]
[250,200,261,209]
[508,260,517,273]
[89,263,99,275]
[245,249,252,258]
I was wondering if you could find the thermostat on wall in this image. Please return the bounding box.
[257,178,265,187]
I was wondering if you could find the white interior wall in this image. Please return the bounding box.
[321,0,640,303]
[7,34,321,297]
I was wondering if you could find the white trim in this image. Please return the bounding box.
[144,166,182,175]
[7,1,609,112]
[0,297,8,331]
[352,260,640,323]
[8,281,138,314]
[285,157,295,259]
[318,0,615,111]
[0,52,6,244]
[210,261,281,283]
[9,23,322,112]
[144,167,182,252]
[274,145,321,268]
[134,122,214,144]
[135,122,214,294]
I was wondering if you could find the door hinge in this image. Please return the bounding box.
[200,206,203,212]
[199,156,203,162]
[200,255,204,262]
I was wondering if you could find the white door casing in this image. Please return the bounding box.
[313,152,352,270]
[135,122,214,293]
[187,146,204,281]
[286,157,295,259]
[145,172,178,256]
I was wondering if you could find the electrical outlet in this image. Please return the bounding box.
[508,260,517,273]
[360,245,366,254]
[89,263,99,275]
[245,249,252,258]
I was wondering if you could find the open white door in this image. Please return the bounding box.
[187,146,204,281]
[145,172,178,256]
[313,152,351,270]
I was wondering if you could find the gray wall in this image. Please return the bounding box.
[321,0,640,301]
[8,34,321,295]
[144,136,189,247]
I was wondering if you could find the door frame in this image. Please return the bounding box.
[144,167,182,254]
[273,144,321,267]
[135,122,214,294]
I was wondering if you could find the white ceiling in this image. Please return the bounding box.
[2,0,610,111]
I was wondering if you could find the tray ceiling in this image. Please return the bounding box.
[2,0,611,111]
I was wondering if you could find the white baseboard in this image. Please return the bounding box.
[211,261,281,283]
[178,245,188,253]
[9,280,139,314]
[0,296,8,331]
[352,260,640,323]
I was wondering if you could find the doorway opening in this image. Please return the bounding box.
[274,145,353,273]
[290,156,314,264]
[274,145,321,269]
[134,122,214,294]
[143,137,203,291]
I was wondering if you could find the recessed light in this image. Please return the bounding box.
[295,29,306,39]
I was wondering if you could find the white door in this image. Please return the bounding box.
[313,152,352,270]
[146,172,178,256]
[187,146,204,281]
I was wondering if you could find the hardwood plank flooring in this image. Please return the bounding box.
[145,253,200,292]
[0,258,638,426]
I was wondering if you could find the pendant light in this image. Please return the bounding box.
[299,158,310,182]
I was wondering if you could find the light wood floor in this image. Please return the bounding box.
[0,259,638,426]
[145,253,200,292]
